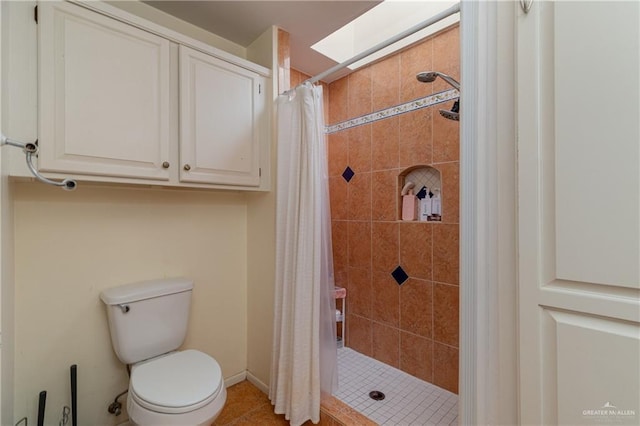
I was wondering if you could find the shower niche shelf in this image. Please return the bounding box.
[398,165,442,222]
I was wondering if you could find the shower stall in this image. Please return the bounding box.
[324,25,461,424]
[277,6,461,425]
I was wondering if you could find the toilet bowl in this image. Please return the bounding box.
[100,278,227,426]
[126,350,226,426]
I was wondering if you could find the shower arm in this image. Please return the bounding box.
[1,134,77,190]
[437,74,460,91]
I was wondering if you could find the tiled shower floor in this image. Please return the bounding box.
[335,347,458,425]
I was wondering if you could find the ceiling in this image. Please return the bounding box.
[143,1,382,82]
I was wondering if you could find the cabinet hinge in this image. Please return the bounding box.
[34,5,38,23]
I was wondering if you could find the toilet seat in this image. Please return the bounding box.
[130,350,223,414]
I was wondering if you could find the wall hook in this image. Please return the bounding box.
[520,0,533,14]
[1,134,77,190]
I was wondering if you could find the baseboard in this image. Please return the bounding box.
[224,371,247,388]
[246,371,269,394]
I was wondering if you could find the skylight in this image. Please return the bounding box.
[311,0,460,71]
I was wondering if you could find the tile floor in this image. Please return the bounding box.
[214,381,350,426]
[334,347,458,425]
[213,381,292,426]
[215,347,457,426]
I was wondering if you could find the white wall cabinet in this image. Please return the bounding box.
[38,1,172,181]
[179,46,265,187]
[35,1,270,190]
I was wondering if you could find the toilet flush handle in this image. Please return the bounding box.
[118,304,130,314]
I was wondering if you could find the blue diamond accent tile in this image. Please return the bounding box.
[342,166,355,183]
[391,266,409,286]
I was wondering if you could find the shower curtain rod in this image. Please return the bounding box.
[302,2,461,86]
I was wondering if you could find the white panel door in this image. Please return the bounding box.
[517,2,640,425]
[179,45,263,187]
[38,1,171,180]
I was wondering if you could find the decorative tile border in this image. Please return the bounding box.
[326,89,459,134]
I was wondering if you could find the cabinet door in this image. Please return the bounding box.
[517,2,640,424]
[179,45,263,187]
[39,2,171,180]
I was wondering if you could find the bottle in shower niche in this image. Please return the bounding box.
[418,186,431,222]
[431,188,442,221]
[401,181,418,221]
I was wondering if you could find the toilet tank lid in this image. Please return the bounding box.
[100,278,193,305]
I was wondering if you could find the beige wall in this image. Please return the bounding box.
[1,1,280,422]
[1,1,17,423]
[107,0,246,59]
[245,27,278,390]
[245,189,276,389]
[13,183,248,425]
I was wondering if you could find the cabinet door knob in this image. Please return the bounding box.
[162,161,170,169]
[183,164,191,171]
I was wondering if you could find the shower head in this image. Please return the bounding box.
[416,71,439,83]
[416,71,461,121]
[439,109,459,121]
[416,71,460,91]
[439,100,460,121]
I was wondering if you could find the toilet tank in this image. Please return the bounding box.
[100,278,194,364]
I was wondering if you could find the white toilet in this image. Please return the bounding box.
[100,278,226,426]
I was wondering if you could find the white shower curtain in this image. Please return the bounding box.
[270,83,338,426]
